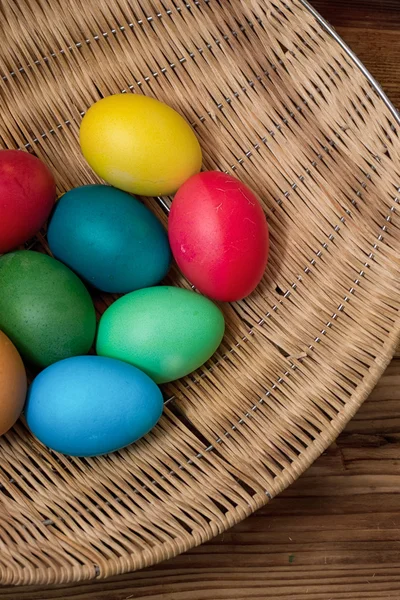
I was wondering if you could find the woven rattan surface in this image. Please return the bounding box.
[0,0,399,587]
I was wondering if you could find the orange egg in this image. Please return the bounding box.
[0,331,27,435]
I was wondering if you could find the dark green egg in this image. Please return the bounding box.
[0,251,96,367]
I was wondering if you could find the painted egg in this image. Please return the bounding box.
[25,356,163,457]
[169,171,270,302]
[0,149,56,253]
[97,286,225,384]
[79,94,202,196]
[0,331,27,435]
[47,185,171,293]
[0,251,96,367]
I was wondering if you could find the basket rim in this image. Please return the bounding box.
[91,0,400,580]
[4,1,400,586]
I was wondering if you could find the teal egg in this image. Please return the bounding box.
[25,356,163,457]
[47,185,171,293]
[96,286,225,384]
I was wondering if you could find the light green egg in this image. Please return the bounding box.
[96,286,225,384]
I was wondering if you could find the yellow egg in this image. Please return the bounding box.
[80,94,202,197]
[0,331,27,435]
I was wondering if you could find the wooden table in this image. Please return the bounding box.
[3,2,400,598]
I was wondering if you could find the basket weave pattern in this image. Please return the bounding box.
[0,0,400,586]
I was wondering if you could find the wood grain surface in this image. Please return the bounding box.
[3,1,400,598]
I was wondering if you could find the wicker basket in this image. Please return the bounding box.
[0,0,399,586]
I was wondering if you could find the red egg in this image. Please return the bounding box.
[0,150,56,253]
[169,171,269,302]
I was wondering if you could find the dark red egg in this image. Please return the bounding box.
[0,150,56,253]
[169,171,269,302]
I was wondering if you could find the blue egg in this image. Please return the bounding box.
[25,356,163,457]
[47,184,171,293]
